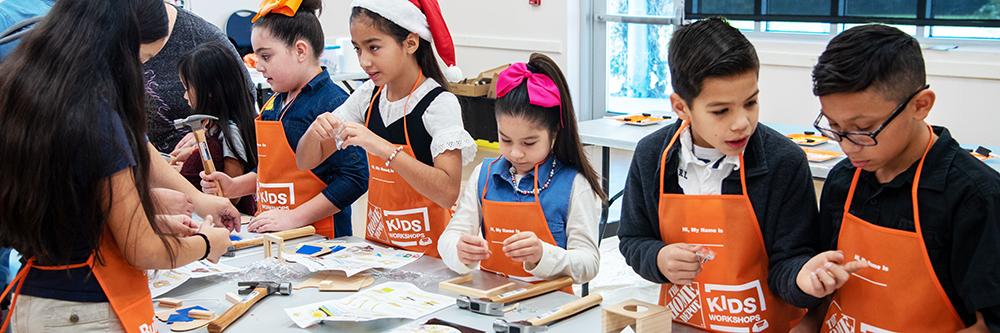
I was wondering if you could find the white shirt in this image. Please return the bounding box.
[208,123,247,162]
[677,126,740,195]
[332,79,477,165]
[437,163,601,284]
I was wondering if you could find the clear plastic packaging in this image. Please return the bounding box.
[205,257,311,284]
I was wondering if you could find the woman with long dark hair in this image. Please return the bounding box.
[0,0,232,331]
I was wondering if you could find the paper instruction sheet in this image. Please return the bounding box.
[287,243,422,276]
[284,282,452,328]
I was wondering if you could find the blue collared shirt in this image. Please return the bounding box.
[259,68,368,237]
[0,0,54,61]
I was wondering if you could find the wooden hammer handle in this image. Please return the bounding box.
[232,225,317,249]
[527,293,602,327]
[207,287,268,333]
[490,276,573,304]
[192,128,226,198]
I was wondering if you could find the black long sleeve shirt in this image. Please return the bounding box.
[818,126,1000,330]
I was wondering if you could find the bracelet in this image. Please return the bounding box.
[193,233,210,261]
[385,145,405,167]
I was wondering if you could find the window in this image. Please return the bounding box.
[686,0,1000,27]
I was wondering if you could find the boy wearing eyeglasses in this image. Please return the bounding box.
[811,24,1000,332]
[618,18,863,332]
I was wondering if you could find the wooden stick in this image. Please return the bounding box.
[490,276,574,304]
[188,309,215,319]
[503,302,520,313]
[231,225,316,249]
[528,293,603,327]
[157,298,182,308]
[225,293,241,305]
[438,274,516,298]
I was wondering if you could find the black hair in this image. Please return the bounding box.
[812,24,926,103]
[0,0,172,265]
[253,0,324,59]
[177,41,258,173]
[494,53,606,202]
[137,0,168,44]
[350,7,450,90]
[669,17,759,105]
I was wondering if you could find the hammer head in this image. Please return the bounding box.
[456,295,505,316]
[493,319,545,333]
[173,114,218,131]
[238,281,292,296]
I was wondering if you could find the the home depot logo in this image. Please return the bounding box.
[703,280,770,332]
[825,303,897,333]
[368,206,433,247]
[258,182,294,210]
[667,282,706,328]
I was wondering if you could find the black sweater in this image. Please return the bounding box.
[618,120,822,308]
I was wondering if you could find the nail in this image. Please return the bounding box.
[825,262,833,269]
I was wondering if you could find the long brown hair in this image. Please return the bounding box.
[350,7,450,90]
[0,0,172,265]
[495,53,606,202]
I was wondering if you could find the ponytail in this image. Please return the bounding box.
[350,7,450,90]
[495,53,606,202]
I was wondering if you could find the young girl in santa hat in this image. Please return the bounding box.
[298,0,476,258]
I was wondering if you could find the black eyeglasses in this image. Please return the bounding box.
[813,84,930,147]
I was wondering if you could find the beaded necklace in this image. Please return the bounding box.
[510,158,557,195]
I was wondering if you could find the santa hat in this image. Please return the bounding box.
[351,0,462,82]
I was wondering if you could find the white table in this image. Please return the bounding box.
[153,236,607,332]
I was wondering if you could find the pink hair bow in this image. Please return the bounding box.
[495,63,563,127]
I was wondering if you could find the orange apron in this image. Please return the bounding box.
[822,125,965,333]
[255,79,336,238]
[1,226,158,333]
[479,157,574,294]
[658,121,803,332]
[363,80,450,258]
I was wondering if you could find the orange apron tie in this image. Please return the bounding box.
[255,70,336,238]
[821,125,965,333]
[363,69,451,258]
[479,157,574,294]
[657,121,803,332]
[2,226,157,333]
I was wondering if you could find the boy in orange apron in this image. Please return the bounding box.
[438,57,605,293]
[200,0,370,239]
[618,18,860,332]
[810,24,999,332]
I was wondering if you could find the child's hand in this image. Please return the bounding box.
[457,234,490,265]
[248,209,302,233]
[307,113,344,143]
[173,132,196,152]
[197,215,233,264]
[657,243,704,285]
[503,232,543,265]
[200,171,235,198]
[169,146,196,165]
[155,214,198,237]
[340,122,395,159]
[796,250,867,298]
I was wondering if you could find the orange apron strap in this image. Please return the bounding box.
[0,258,93,332]
[659,121,688,195]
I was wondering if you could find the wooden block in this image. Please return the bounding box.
[262,233,284,261]
[188,309,215,319]
[437,274,516,298]
[225,292,241,304]
[601,299,671,333]
[158,298,182,308]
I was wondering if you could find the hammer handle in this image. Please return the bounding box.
[207,287,268,333]
[192,128,226,198]
[232,225,317,249]
[490,276,573,304]
[527,293,602,327]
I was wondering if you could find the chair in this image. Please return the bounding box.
[226,10,255,57]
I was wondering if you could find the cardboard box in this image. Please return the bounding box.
[449,64,511,98]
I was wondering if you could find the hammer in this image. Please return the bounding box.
[173,114,225,197]
[207,281,292,333]
[492,293,603,333]
[457,277,573,316]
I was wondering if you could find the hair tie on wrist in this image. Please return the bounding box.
[193,233,211,261]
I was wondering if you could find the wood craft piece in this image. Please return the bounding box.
[285,243,332,257]
[437,274,517,298]
[293,271,375,291]
[158,298,182,308]
[231,225,315,250]
[225,292,241,305]
[601,299,672,333]
[262,234,285,262]
[155,306,220,332]
[240,215,252,225]
[188,309,215,319]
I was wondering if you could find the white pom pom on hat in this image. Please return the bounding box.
[351,0,462,82]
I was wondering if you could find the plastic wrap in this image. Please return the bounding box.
[205,257,311,284]
[368,268,449,289]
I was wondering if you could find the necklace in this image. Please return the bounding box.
[511,158,557,195]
